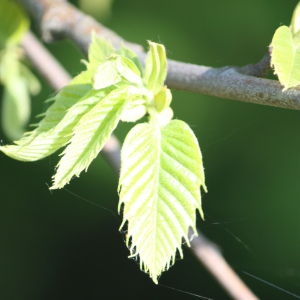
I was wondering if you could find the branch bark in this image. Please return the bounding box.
[18,0,300,110]
[21,31,70,90]
[191,232,258,300]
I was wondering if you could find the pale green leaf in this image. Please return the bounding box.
[117,46,143,74]
[93,59,122,89]
[291,2,300,36]
[143,41,167,93]
[51,88,128,189]
[119,86,149,122]
[271,25,300,90]
[0,49,41,140]
[0,0,29,47]
[116,56,143,85]
[2,75,31,140]
[0,70,96,161]
[120,100,146,122]
[118,120,206,283]
[153,87,172,112]
[19,63,41,95]
[0,50,30,140]
[116,55,143,85]
[93,55,143,90]
[88,33,114,70]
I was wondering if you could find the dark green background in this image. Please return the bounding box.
[1,0,300,299]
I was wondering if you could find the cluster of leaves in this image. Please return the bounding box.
[0,0,40,140]
[2,0,300,287]
[271,2,300,90]
[0,34,206,282]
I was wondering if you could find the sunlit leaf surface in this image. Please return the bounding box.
[119,120,206,283]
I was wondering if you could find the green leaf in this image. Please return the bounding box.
[271,25,300,90]
[0,70,96,160]
[51,88,128,189]
[93,55,142,90]
[119,86,148,122]
[153,87,172,112]
[118,120,206,283]
[2,74,31,140]
[291,2,300,36]
[0,50,30,140]
[0,0,29,48]
[19,63,41,95]
[88,33,114,70]
[116,55,143,85]
[143,41,167,93]
[0,48,41,140]
[117,45,143,74]
[93,59,122,90]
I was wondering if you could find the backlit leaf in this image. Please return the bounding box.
[153,87,172,112]
[93,59,122,90]
[0,70,95,160]
[271,25,300,90]
[118,120,206,283]
[143,42,167,93]
[116,55,142,85]
[291,2,300,36]
[118,46,143,74]
[0,50,31,140]
[51,88,128,189]
[88,33,114,70]
[2,74,30,140]
[0,0,29,47]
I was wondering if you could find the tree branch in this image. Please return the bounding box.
[18,0,142,54]
[19,0,300,110]
[21,31,70,90]
[191,231,258,300]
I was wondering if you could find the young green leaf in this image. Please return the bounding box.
[153,86,172,112]
[271,25,300,90]
[0,50,31,140]
[0,0,29,47]
[93,55,143,90]
[87,33,114,71]
[51,88,128,189]
[19,63,41,95]
[291,2,300,36]
[116,55,143,85]
[0,70,95,160]
[118,120,206,283]
[2,74,31,140]
[117,45,143,74]
[93,59,122,89]
[143,41,167,93]
[119,86,148,122]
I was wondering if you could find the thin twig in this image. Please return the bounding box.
[21,31,70,90]
[21,30,259,300]
[18,0,300,110]
[191,231,258,300]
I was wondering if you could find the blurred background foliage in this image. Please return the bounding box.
[0,0,300,299]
